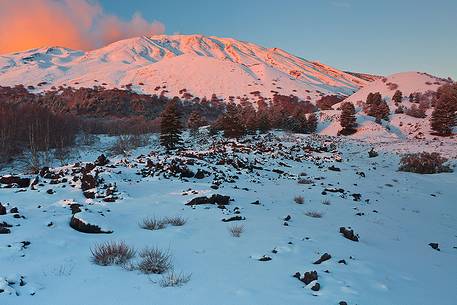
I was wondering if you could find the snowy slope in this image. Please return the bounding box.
[0,35,368,102]
[342,72,447,106]
[319,72,453,140]
[0,132,456,305]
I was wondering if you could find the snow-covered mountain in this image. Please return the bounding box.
[0,34,368,102]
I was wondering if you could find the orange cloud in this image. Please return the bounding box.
[0,0,165,54]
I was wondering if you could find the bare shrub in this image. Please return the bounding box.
[294,195,305,204]
[165,216,187,226]
[305,211,323,218]
[228,224,244,237]
[321,199,331,205]
[140,217,167,231]
[91,241,135,266]
[159,271,191,287]
[137,247,173,274]
[399,152,452,174]
[108,135,149,156]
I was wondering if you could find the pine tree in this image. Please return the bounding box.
[305,113,318,133]
[430,83,457,136]
[339,102,357,135]
[222,102,246,138]
[392,90,403,104]
[187,111,207,135]
[160,101,183,150]
[257,110,271,133]
[374,101,390,122]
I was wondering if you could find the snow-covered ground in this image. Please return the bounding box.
[1,132,456,305]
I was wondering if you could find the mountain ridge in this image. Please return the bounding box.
[0,34,368,103]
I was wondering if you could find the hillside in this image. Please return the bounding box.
[319,72,454,140]
[0,35,368,102]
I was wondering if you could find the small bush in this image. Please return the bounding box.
[137,247,173,274]
[305,211,323,218]
[140,217,167,230]
[321,199,331,205]
[298,178,313,184]
[294,195,305,204]
[159,271,191,287]
[91,241,135,266]
[399,152,452,174]
[165,216,187,226]
[229,224,244,237]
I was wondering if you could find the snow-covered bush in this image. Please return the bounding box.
[399,152,452,174]
[91,241,136,266]
[159,271,191,287]
[228,224,244,237]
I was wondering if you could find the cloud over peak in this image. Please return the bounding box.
[0,0,165,54]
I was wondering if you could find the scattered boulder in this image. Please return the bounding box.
[186,194,230,206]
[222,216,245,222]
[258,255,272,261]
[340,227,359,242]
[94,154,109,166]
[368,148,378,158]
[300,271,318,285]
[81,174,97,191]
[328,165,341,172]
[0,221,12,234]
[69,214,112,234]
[311,282,320,291]
[0,176,31,188]
[313,253,331,264]
[0,203,6,215]
[429,243,440,251]
[351,193,362,201]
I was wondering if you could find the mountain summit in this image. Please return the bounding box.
[0,34,367,102]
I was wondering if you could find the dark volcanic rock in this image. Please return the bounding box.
[300,270,318,285]
[313,253,331,264]
[70,204,82,214]
[340,227,359,242]
[328,165,341,172]
[429,243,440,251]
[69,214,112,234]
[258,255,272,261]
[95,154,109,166]
[186,194,230,206]
[222,215,245,222]
[0,176,31,188]
[311,282,320,291]
[81,174,97,191]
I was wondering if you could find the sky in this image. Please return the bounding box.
[0,0,455,78]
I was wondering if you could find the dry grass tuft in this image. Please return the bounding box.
[294,195,305,204]
[159,271,191,287]
[228,224,244,237]
[305,211,323,218]
[91,241,135,266]
[140,217,167,230]
[165,216,187,226]
[137,247,173,274]
[321,199,331,205]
